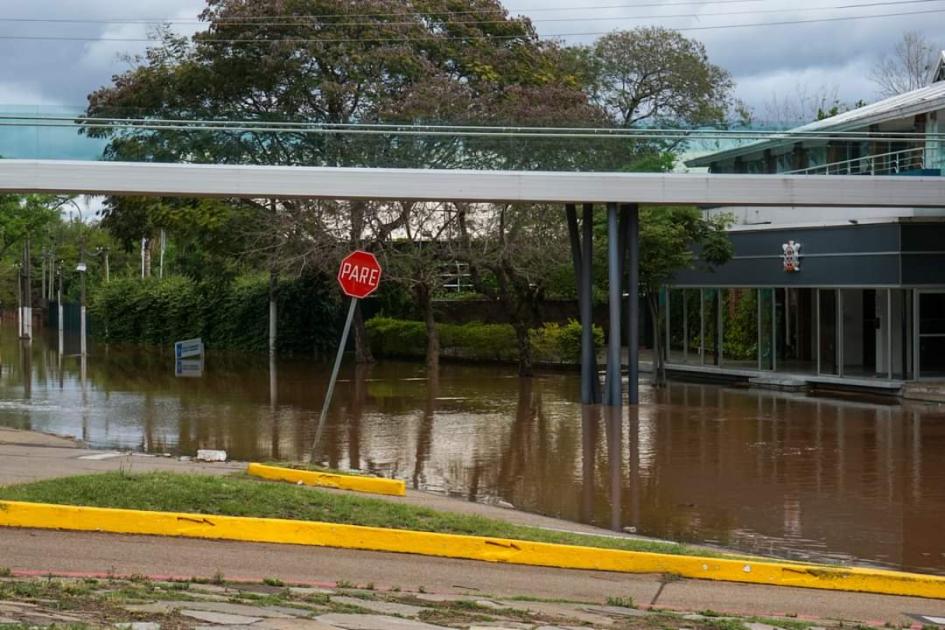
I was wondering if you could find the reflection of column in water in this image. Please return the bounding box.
[605,406,622,532]
[771,394,779,482]
[20,339,31,399]
[628,405,641,531]
[755,393,763,479]
[81,353,89,444]
[269,353,279,460]
[349,363,371,472]
[911,410,922,503]
[836,407,845,494]
[815,400,823,494]
[580,405,599,525]
[885,407,895,504]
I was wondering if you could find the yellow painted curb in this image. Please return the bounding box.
[1,500,944,599]
[247,463,406,497]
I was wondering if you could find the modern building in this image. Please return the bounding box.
[675,53,945,387]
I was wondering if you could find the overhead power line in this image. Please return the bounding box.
[0,0,768,24]
[0,7,941,42]
[1,0,942,27]
[1,0,938,29]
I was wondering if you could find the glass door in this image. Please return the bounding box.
[918,291,945,378]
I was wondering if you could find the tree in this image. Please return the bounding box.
[639,207,733,386]
[455,202,572,377]
[871,31,941,97]
[758,84,857,128]
[588,27,733,129]
[378,202,457,372]
[82,0,599,360]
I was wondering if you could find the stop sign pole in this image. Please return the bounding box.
[313,250,383,455]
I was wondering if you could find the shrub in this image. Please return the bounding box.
[366,317,603,364]
[90,272,342,355]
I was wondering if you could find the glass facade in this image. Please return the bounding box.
[662,285,940,382]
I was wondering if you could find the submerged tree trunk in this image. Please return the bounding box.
[352,301,375,364]
[417,284,439,372]
[268,268,278,356]
[513,322,534,377]
[647,293,666,387]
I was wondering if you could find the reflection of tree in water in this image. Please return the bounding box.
[412,371,437,491]
[493,379,583,518]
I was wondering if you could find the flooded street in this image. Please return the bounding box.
[1,324,944,575]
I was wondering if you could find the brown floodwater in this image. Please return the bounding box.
[1,324,944,575]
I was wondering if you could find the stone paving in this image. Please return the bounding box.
[0,575,880,630]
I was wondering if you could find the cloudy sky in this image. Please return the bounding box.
[0,0,942,120]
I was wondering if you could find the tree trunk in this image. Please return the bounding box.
[352,301,375,364]
[268,268,278,356]
[513,322,534,377]
[141,237,152,278]
[418,285,439,372]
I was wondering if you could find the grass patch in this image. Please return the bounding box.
[0,472,724,558]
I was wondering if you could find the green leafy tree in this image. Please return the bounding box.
[81,0,604,361]
[639,206,734,385]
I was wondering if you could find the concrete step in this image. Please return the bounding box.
[748,376,809,392]
[901,382,945,403]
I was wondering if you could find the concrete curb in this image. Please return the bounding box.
[246,463,406,497]
[0,500,944,599]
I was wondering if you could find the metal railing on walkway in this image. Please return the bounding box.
[784,146,936,176]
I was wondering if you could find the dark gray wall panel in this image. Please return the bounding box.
[902,253,945,285]
[901,224,945,252]
[673,253,901,286]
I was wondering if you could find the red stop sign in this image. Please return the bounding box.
[337,250,383,299]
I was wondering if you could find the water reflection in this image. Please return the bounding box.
[0,325,943,575]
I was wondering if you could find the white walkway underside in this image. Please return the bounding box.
[1,159,944,207]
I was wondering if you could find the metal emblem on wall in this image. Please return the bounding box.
[782,240,801,272]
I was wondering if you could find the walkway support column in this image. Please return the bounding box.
[566,204,599,405]
[624,204,640,405]
[582,204,601,404]
[605,203,622,406]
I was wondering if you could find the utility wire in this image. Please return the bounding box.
[1,0,941,27]
[0,8,941,42]
[0,0,770,24]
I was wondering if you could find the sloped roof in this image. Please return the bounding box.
[687,68,945,167]
[931,50,945,84]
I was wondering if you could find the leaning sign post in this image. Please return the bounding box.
[313,250,383,454]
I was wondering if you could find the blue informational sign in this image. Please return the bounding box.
[174,338,204,359]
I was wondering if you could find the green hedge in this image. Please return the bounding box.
[90,273,342,355]
[366,317,603,364]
